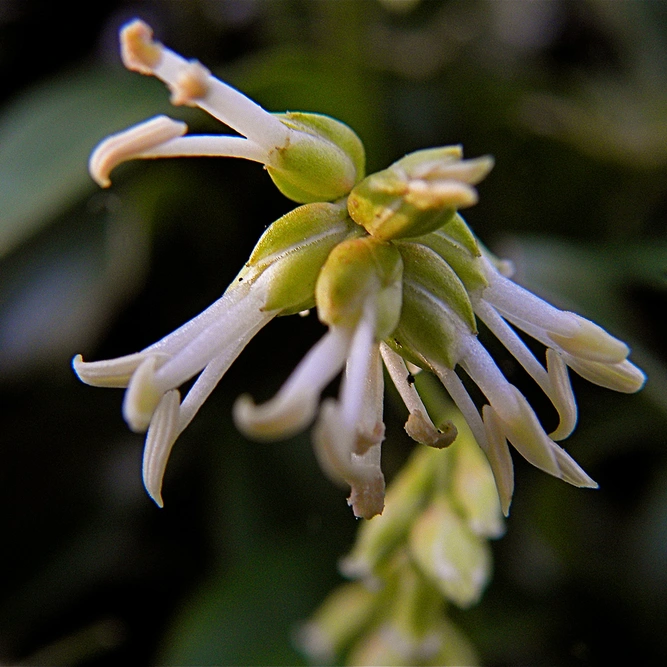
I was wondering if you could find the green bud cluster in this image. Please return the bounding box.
[243,141,491,354]
[297,408,504,666]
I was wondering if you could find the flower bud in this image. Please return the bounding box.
[347,146,493,241]
[241,201,360,315]
[388,242,477,370]
[408,496,492,609]
[315,236,403,338]
[268,112,366,203]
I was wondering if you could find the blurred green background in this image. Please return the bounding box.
[1,1,667,665]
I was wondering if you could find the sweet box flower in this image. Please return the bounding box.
[75,19,645,518]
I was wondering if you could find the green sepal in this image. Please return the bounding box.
[315,236,403,338]
[267,112,365,204]
[241,201,361,315]
[388,242,477,370]
[408,214,488,292]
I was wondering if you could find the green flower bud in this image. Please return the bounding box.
[387,242,477,370]
[315,236,403,338]
[416,213,489,292]
[451,418,506,539]
[347,146,493,241]
[409,496,492,609]
[268,112,366,203]
[295,582,379,664]
[242,201,361,315]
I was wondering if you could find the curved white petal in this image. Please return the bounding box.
[142,389,180,507]
[233,326,352,440]
[482,405,514,517]
[380,342,457,448]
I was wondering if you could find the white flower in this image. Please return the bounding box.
[233,236,404,519]
[74,266,280,506]
[90,20,364,203]
[74,200,359,506]
[391,231,645,516]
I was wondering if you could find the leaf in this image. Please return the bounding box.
[0,65,171,256]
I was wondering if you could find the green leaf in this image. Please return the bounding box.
[0,65,171,256]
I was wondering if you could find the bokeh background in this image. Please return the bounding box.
[2,1,667,665]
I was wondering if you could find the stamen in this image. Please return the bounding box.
[89,115,187,187]
[137,135,269,165]
[120,19,162,74]
[169,60,210,106]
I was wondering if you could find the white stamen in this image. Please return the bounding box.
[123,19,290,149]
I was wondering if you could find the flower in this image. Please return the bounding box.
[74,201,360,506]
[76,19,645,519]
[90,19,365,203]
[234,235,404,519]
[384,216,646,515]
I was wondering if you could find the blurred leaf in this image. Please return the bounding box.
[0,66,171,256]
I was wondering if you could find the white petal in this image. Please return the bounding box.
[563,353,646,393]
[433,363,489,454]
[72,351,168,388]
[380,343,456,448]
[122,355,165,432]
[474,300,577,441]
[547,313,629,364]
[546,348,578,440]
[482,405,514,517]
[481,257,580,337]
[153,269,278,393]
[142,389,180,507]
[233,326,351,440]
[88,115,187,187]
[312,307,386,519]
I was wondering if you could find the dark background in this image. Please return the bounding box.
[1,1,667,665]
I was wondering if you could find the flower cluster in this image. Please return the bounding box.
[297,412,503,665]
[75,20,645,518]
